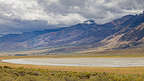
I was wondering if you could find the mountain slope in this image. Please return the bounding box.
[0,20,118,51]
[100,23,144,50]
[0,12,144,52]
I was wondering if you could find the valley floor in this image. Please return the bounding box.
[1,56,144,74]
[0,48,144,81]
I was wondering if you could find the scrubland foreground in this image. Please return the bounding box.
[0,66,144,81]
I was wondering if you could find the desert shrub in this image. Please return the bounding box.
[0,66,144,81]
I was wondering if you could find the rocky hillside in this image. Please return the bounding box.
[0,20,117,51]
[99,23,144,50]
[0,12,144,52]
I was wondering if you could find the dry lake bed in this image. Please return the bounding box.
[2,58,144,67]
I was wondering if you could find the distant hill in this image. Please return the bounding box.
[0,12,144,53]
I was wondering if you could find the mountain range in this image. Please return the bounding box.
[0,12,144,53]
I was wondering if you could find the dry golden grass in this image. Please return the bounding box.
[77,47,144,57]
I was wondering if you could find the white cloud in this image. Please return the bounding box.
[0,0,143,33]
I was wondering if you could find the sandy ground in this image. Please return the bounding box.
[2,57,144,67]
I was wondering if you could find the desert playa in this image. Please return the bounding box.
[2,57,144,67]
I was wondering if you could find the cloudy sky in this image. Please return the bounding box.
[0,0,144,34]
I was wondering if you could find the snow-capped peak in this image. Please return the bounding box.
[83,20,96,24]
